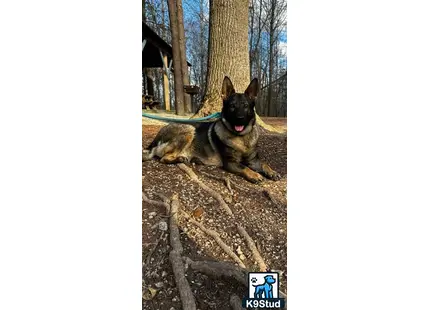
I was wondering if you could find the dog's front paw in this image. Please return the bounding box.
[244,169,264,184]
[262,164,282,181]
[248,175,264,184]
[266,171,282,181]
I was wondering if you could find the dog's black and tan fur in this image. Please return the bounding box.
[142,76,280,183]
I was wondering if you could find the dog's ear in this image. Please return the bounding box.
[221,76,235,100]
[245,78,259,100]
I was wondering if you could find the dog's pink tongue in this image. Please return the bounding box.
[234,125,244,132]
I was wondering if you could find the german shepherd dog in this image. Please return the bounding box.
[142,76,281,183]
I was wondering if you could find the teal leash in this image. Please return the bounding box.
[142,111,222,123]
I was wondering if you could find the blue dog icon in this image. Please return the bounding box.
[253,275,276,298]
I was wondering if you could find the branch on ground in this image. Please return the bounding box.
[169,194,183,254]
[237,225,267,272]
[201,171,286,215]
[184,257,248,286]
[177,163,233,216]
[169,194,197,310]
[181,211,246,268]
[200,171,235,194]
[185,257,287,300]
[142,192,170,214]
[262,189,287,214]
[153,192,170,204]
[144,231,165,265]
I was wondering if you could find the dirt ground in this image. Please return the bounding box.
[142,117,287,310]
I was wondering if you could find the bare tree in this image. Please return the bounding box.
[184,0,209,107]
[267,0,276,116]
[248,0,287,117]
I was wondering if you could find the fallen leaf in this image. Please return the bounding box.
[142,287,157,300]
[192,207,204,218]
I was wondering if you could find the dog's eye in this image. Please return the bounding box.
[244,103,249,108]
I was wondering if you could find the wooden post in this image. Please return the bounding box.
[160,51,170,111]
[176,0,192,113]
[163,55,170,111]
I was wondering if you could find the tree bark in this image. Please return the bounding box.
[176,0,192,113]
[199,0,206,103]
[196,0,250,117]
[169,195,197,310]
[192,0,283,133]
[168,0,186,115]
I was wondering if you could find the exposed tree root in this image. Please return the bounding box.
[153,192,170,204]
[184,257,248,286]
[200,171,261,195]
[200,171,236,194]
[255,114,286,133]
[199,172,286,214]
[169,194,183,254]
[225,177,233,193]
[185,257,287,300]
[229,294,244,310]
[169,194,197,310]
[228,180,249,192]
[181,211,246,268]
[143,171,286,307]
[237,225,268,272]
[144,231,165,265]
[263,189,288,214]
[178,163,233,215]
[142,192,171,214]
[262,189,277,203]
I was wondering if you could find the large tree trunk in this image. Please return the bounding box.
[168,0,185,115]
[196,0,250,117]
[194,0,283,133]
[176,0,192,113]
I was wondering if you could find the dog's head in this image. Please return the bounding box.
[221,76,259,135]
[264,275,276,284]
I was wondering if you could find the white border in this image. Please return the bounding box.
[0,1,142,309]
[288,0,430,309]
